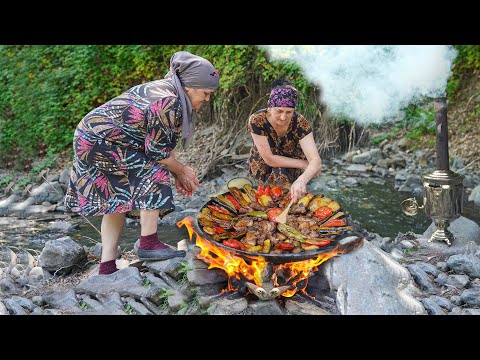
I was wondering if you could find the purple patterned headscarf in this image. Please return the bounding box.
[267,85,298,108]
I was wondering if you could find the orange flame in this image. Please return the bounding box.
[177,216,363,298]
[274,250,341,297]
[177,216,267,291]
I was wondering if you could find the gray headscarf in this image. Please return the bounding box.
[165,51,219,148]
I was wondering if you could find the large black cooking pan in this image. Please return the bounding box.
[195,195,364,264]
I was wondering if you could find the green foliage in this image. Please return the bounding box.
[402,245,418,257]
[79,300,89,311]
[1,45,478,168]
[0,174,13,187]
[370,131,396,145]
[0,45,313,168]
[12,150,59,190]
[447,45,480,99]
[123,303,135,314]
[370,101,435,145]
[403,103,435,139]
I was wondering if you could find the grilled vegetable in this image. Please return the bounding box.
[246,211,268,219]
[228,187,251,206]
[213,195,238,214]
[267,208,283,223]
[222,239,247,251]
[257,194,273,207]
[224,194,242,211]
[207,204,233,216]
[261,239,272,253]
[327,201,341,212]
[314,206,333,219]
[323,219,346,227]
[271,185,284,200]
[275,242,295,251]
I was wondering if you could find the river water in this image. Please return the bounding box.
[74,176,479,249]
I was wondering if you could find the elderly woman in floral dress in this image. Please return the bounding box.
[65,51,219,275]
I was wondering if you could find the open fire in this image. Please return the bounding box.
[178,216,363,300]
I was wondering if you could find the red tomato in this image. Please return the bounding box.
[263,186,271,196]
[314,206,333,219]
[271,185,284,199]
[267,208,283,223]
[207,204,231,215]
[213,226,227,234]
[305,239,331,247]
[222,238,247,251]
[275,242,295,251]
[256,185,265,199]
[323,219,346,227]
[225,194,241,210]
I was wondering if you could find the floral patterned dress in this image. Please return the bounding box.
[64,79,182,217]
[247,109,312,185]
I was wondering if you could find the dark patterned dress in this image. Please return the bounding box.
[247,109,312,185]
[64,79,182,218]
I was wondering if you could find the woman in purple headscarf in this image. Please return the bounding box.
[64,51,219,275]
[248,79,322,202]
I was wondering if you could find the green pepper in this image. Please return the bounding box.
[277,223,306,242]
[246,211,268,219]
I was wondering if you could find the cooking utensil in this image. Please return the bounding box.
[193,211,362,264]
[276,198,295,224]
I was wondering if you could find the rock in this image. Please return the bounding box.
[423,216,480,247]
[446,274,470,288]
[43,289,80,311]
[460,287,480,306]
[0,247,17,266]
[38,236,87,274]
[28,266,46,281]
[324,240,425,314]
[75,267,168,305]
[429,295,454,311]
[10,296,36,311]
[446,254,480,278]
[206,297,248,315]
[2,298,28,315]
[421,298,446,315]
[0,277,20,296]
[0,301,9,315]
[47,220,77,233]
[406,264,437,293]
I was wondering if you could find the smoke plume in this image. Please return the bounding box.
[261,45,457,125]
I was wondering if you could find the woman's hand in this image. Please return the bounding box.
[290,176,307,202]
[172,165,199,197]
[171,172,190,197]
[161,153,199,197]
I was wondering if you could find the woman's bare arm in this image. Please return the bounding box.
[290,133,322,201]
[251,133,308,170]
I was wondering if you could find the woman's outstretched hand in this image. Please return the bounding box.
[290,177,307,202]
[172,165,199,197]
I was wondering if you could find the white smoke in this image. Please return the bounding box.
[261,45,458,125]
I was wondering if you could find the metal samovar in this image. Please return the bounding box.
[401,97,464,246]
